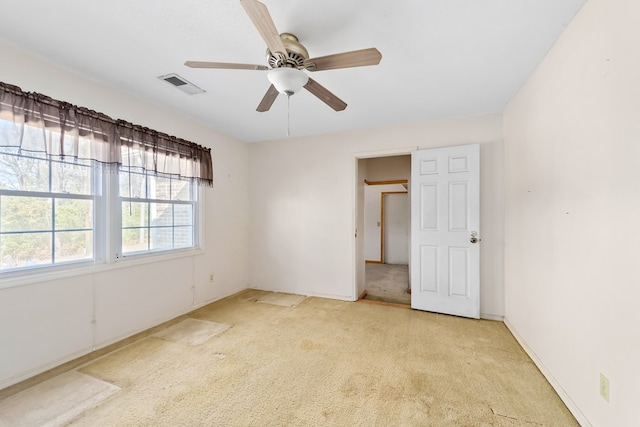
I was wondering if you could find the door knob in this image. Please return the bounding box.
[470,231,481,244]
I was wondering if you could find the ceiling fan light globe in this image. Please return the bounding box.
[267,67,309,96]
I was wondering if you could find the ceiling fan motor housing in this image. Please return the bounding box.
[267,33,310,69]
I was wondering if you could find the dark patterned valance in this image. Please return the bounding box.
[0,82,213,186]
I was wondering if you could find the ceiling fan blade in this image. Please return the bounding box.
[304,78,347,111]
[256,84,279,112]
[306,48,382,71]
[185,61,268,71]
[240,0,287,57]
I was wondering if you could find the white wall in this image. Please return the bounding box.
[249,114,505,318]
[0,43,250,389]
[383,192,409,265]
[503,0,640,424]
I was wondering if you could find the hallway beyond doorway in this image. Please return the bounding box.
[364,263,410,305]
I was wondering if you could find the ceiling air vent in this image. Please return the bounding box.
[158,73,205,95]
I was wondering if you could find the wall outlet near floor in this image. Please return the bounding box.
[209,273,215,283]
[599,373,610,402]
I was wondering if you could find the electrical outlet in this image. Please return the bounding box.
[599,373,610,402]
[209,273,215,283]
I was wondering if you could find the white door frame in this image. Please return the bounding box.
[352,147,416,301]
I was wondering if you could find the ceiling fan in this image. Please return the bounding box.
[185,0,382,112]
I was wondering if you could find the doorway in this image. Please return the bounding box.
[354,144,480,317]
[358,155,411,305]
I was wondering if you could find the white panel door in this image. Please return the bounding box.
[410,144,480,318]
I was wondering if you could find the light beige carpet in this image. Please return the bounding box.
[365,263,411,305]
[1,289,577,426]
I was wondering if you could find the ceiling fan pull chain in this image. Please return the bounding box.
[287,94,291,137]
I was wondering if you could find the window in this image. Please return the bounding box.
[119,169,196,256]
[0,149,98,271]
[0,81,213,277]
[0,123,201,274]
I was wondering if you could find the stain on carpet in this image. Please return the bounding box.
[299,339,327,352]
[256,292,306,307]
[152,318,230,346]
[0,371,119,427]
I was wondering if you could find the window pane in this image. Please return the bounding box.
[51,161,91,195]
[0,122,22,148]
[20,125,51,155]
[150,203,172,227]
[0,153,49,192]
[174,226,193,248]
[1,196,52,232]
[122,228,148,254]
[47,131,94,161]
[148,175,171,201]
[55,199,93,230]
[150,227,172,250]
[55,230,93,262]
[119,172,129,197]
[0,232,52,269]
[119,171,146,198]
[122,202,148,227]
[174,205,192,226]
[171,179,192,201]
[121,145,146,170]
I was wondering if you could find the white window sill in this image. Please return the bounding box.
[0,247,204,290]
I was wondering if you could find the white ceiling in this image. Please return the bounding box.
[0,0,585,143]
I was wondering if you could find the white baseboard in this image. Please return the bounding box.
[503,317,591,427]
